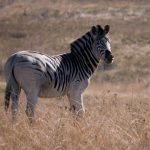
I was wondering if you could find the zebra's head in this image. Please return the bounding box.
[91,25,114,64]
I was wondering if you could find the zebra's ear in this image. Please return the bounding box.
[104,25,110,35]
[97,25,103,35]
[91,26,97,36]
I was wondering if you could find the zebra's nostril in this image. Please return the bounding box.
[105,54,114,64]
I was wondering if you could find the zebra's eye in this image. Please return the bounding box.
[98,47,100,50]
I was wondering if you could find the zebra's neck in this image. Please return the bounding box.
[70,32,99,79]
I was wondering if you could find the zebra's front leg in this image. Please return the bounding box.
[68,93,85,117]
[68,79,89,117]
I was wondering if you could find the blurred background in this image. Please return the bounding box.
[0,0,150,84]
[0,1,150,149]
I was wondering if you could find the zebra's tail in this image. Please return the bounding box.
[4,54,17,112]
[4,81,11,112]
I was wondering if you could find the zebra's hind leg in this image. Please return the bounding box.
[25,89,39,123]
[11,85,21,122]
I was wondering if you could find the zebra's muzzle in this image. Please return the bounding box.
[104,50,114,64]
[105,55,114,64]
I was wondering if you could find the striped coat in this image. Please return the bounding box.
[4,25,114,121]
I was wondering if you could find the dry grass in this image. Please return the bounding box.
[0,0,150,149]
[0,82,150,150]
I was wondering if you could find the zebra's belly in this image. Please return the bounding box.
[38,84,67,98]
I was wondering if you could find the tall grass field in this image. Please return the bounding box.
[0,0,150,149]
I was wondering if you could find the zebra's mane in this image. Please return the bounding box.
[70,31,94,54]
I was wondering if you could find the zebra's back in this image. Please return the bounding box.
[5,51,79,98]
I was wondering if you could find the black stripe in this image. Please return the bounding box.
[75,42,94,73]
[75,51,90,75]
[57,68,63,90]
[72,52,89,79]
[46,70,52,81]
[69,53,78,79]
[87,43,99,63]
[80,36,99,64]
[61,55,70,88]
[54,72,58,88]
[72,48,91,77]
[64,54,74,80]
[72,41,91,74]
[54,57,61,90]
[85,42,98,68]
[46,63,52,81]
[61,55,68,92]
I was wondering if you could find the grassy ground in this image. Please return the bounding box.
[0,0,150,149]
[0,82,150,150]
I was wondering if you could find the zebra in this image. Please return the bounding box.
[4,25,114,122]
